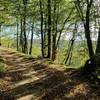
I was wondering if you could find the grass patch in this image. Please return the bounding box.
[0,63,5,73]
[32,46,41,57]
[0,57,6,77]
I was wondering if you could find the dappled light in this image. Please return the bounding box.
[0,48,100,100]
[0,0,100,99]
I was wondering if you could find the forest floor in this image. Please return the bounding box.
[0,47,100,100]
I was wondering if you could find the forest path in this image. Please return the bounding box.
[0,47,100,100]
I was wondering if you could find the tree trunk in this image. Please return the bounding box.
[95,27,100,67]
[40,0,44,57]
[43,13,48,57]
[0,25,1,46]
[51,1,58,61]
[16,19,19,51]
[52,35,57,61]
[20,18,24,52]
[47,0,51,58]
[83,0,96,74]
[23,0,28,53]
[29,23,34,55]
[85,9,94,58]
[96,28,100,54]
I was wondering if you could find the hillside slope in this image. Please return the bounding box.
[0,47,100,100]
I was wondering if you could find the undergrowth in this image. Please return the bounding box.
[0,57,6,77]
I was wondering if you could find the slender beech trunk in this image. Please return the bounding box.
[64,23,77,65]
[52,1,57,61]
[85,5,94,58]
[29,23,34,55]
[64,39,75,64]
[43,13,48,57]
[96,27,100,54]
[23,0,28,53]
[20,18,24,52]
[16,19,19,51]
[95,27,100,67]
[40,0,44,57]
[84,0,96,73]
[47,0,51,58]
[0,25,1,46]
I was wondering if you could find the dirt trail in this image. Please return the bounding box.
[0,47,100,100]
